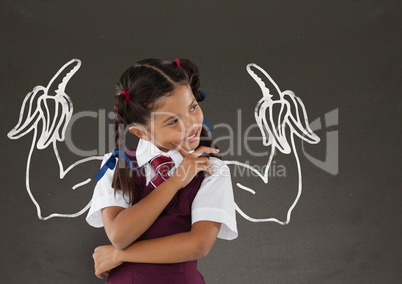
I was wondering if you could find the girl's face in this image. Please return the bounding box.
[134,84,204,152]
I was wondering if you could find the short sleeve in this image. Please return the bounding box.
[191,157,238,240]
[86,153,130,228]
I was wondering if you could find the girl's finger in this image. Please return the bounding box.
[174,143,190,157]
[196,157,212,171]
[192,146,220,157]
[95,271,103,279]
[204,163,213,175]
[102,271,110,277]
[201,157,212,168]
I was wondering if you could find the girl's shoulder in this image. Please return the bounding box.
[208,157,231,179]
[209,156,225,166]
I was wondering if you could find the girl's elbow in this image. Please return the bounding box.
[198,247,211,258]
[193,240,214,258]
[190,221,221,258]
[108,232,132,250]
[112,241,128,251]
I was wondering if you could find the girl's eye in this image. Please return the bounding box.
[190,104,198,112]
[168,118,179,126]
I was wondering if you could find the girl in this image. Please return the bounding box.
[86,58,238,283]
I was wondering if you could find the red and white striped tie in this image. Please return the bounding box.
[149,155,175,188]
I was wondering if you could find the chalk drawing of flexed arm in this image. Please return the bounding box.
[225,63,320,225]
[7,59,103,220]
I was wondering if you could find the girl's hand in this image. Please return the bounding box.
[93,245,123,279]
[170,145,219,188]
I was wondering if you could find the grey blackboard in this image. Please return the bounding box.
[1,1,401,283]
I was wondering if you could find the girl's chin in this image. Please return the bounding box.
[176,139,200,152]
[183,140,200,151]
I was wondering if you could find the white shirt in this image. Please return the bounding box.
[86,139,238,240]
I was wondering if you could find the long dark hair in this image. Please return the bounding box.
[112,58,216,202]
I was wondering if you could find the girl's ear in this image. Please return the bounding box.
[129,125,151,141]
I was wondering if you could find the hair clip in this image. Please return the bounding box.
[120,90,131,102]
[173,58,181,68]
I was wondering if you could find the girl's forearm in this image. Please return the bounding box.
[104,177,183,249]
[118,232,199,264]
[115,221,221,264]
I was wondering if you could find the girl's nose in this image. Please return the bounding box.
[183,117,196,132]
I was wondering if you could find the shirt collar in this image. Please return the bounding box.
[135,139,184,168]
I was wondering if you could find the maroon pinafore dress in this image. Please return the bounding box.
[106,153,206,284]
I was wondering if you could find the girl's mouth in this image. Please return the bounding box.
[183,130,200,143]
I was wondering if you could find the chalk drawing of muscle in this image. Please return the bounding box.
[7,59,103,220]
[225,63,320,225]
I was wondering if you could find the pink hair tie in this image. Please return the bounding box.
[173,58,181,68]
[120,90,131,102]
